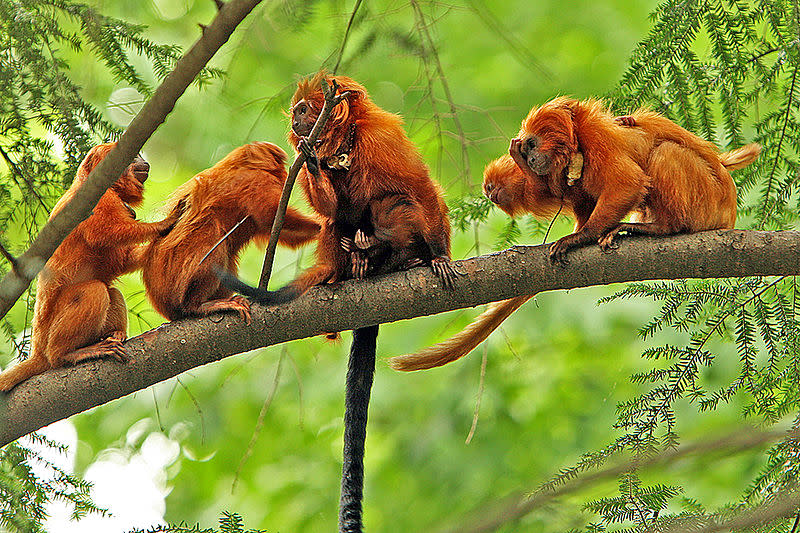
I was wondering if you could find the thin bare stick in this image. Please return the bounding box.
[231,347,285,493]
[258,79,349,289]
[442,425,800,533]
[197,214,250,267]
[332,0,364,74]
[0,0,265,320]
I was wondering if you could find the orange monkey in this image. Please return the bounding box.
[0,143,174,391]
[390,97,760,371]
[141,142,320,322]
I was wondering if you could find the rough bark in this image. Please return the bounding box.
[0,0,264,319]
[1,229,799,445]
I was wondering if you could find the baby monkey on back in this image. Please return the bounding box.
[390,97,761,372]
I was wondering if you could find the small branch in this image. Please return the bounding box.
[440,425,800,533]
[0,242,18,272]
[0,146,49,212]
[332,0,364,74]
[0,0,265,320]
[258,80,349,288]
[2,229,800,446]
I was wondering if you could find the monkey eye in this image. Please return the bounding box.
[525,137,536,150]
[294,101,310,115]
[484,182,493,193]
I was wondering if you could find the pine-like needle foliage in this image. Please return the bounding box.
[550,1,800,529]
[0,434,104,533]
[126,511,266,533]
[0,0,222,529]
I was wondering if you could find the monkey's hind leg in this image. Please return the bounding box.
[598,222,680,251]
[47,281,128,367]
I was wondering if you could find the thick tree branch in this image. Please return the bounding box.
[0,0,264,320]
[2,229,800,445]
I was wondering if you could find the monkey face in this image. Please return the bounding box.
[131,155,150,184]
[483,156,524,217]
[292,99,317,137]
[518,135,554,176]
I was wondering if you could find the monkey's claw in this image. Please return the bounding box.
[615,115,636,127]
[431,256,457,289]
[351,252,368,279]
[341,236,357,252]
[548,240,571,266]
[598,230,621,252]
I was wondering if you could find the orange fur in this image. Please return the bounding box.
[290,74,452,291]
[390,98,760,371]
[225,73,453,302]
[141,142,320,321]
[0,143,173,391]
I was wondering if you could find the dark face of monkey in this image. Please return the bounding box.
[292,99,316,137]
[518,136,553,176]
[131,155,150,184]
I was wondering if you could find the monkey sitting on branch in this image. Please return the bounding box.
[141,141,320,323]
[0,143,176,391]
[389,97,760,372]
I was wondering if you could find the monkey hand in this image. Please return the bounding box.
[548,235,576,266]
[615,115,636,127]
[153,214,180,236]
[509,138,527,171]
[341,236,357,252]
[430,256,457,289]
[298,137,322,178]
[598,227,622,252]
[354,230,378,250]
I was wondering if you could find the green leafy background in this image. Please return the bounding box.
[2,0,797,531]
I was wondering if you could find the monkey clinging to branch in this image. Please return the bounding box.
[141,142,320,323]
[0,143,176,391]
[390,97,760,372]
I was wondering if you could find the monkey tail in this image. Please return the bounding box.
[720,143,761,171]
[339,325,378,533]
[389,294,532,371]
[0,356,49,392]
[215,268,297,305]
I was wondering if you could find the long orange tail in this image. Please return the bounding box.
[720,143,761,171]
[0,356,49,391]
[389,295,532,371]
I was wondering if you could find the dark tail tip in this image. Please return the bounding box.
[215,267,298,305]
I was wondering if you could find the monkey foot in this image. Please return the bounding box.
[401,257,425,270]
[615,115,636,127]
[354,230,378,250]
[431,256,457,289]
[350,252,368,279]
[69,332,130,365]
[598,230,621,252]
[198,295,252,324]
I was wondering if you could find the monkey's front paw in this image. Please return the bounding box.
[431,256,457,289]
[100,333,130,363]
[298,137,321,176]
[341,236,357,252]
[548,239,572,266]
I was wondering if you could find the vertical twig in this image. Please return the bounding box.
[258,79,350,289]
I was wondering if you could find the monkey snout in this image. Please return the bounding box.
[132,160,150,182]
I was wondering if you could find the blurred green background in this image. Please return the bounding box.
[3,0,774,531]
